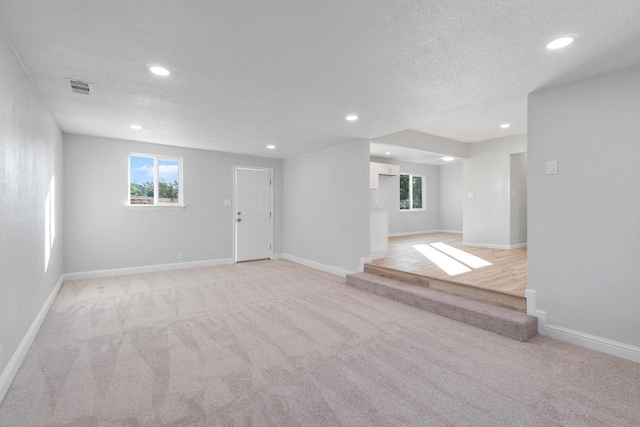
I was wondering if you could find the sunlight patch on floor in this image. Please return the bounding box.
[412,244,471,276]
[430,242,492,269]
[412,242,493,276]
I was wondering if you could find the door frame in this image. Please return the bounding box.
[233,165,274,263]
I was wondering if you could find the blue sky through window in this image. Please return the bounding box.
[130,157,179,184]
[159,159,179,183]
[130,156,154,184]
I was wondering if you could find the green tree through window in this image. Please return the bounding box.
[129,154,183,205]
[399,173,424,210]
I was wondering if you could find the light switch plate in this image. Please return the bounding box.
[224,199,231,206]
[547,160,558,175]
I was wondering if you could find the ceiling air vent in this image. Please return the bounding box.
[66,78,92,95]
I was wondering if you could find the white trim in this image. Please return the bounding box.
[463,241,526,250]
[128,153,184,206]
[271,253,283,259]
[233,165,274,263]
[510,243,527,249]
[399,172,425,211]
[525,289,548,330]
[526,288,640,363]
[0,274,64,405]
[388,229,462,237]
[360,257,373,272]
[438,229,464,234]
[125,205,185,210]
[543,324,640,363]
[282,254,352,277]
[389,229,439,237]
[64,258,234,281]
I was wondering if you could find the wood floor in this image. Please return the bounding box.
[366,233,527,311]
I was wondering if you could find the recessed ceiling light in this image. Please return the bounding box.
[149,66,171,76]
[266,145,276,149]
[500,123,511,129]
[546,36,575,50]
[346,115,358,121]
[385,152,391,155]
[441,156,455,162]
[130,124,143,130]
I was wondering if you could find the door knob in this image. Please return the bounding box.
[236,218,242,222]
[237,212,241,215]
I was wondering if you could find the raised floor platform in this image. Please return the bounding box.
[346,272,538,342]
[367,232,528,312]
[364,263,527,312]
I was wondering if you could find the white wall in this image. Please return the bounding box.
[439,163,463,232]
[509,152,527,246]
[0,30,63,398]
[528,65,640,349]
[64,134,283,273]
[284,139,370,274]
[463,134,527,248]
[370,158,440,235]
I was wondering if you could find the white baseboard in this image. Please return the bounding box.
[282,254,352,277]
[543,324,640,363]
[463,241,527,250]
[525,289,548,330]
[510,243,527,249]
[360,257,372,272]
[389,230,438,237]
[526,288,640,363]
[437,229,463,234]
[0,274,64,405]
[65,258,235,281]
[271,253,283,260]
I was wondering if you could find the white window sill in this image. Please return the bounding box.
[399,209,427,213]
[125,204,186,211]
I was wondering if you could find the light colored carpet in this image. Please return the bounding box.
[0,259,638,426]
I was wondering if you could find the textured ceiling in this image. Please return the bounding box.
[1,1,640,158]
[413,96,528,143]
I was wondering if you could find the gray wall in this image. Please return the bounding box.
[64,134,283,273]
[0,31,63,382]
[463,134,527,247]
[370,158,440,235]
[528,65,640,347]
[284,139,370,273]
[439,163,463,232]
[509,152,527,246]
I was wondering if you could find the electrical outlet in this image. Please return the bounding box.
[177,251,183,260]
[0,344,3,366]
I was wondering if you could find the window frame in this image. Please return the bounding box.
[127,153,184,208]
[399,173,425,212]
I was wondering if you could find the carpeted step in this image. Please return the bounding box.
[346,272,537,342]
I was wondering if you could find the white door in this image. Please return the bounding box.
[235,167,272,262]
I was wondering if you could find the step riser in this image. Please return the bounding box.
[364,264,526,312]
[346,273,537,342]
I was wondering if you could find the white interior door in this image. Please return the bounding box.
[235,167,272,262]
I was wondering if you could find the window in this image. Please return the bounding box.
[399,173,424,210]
[129,154,183,206]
